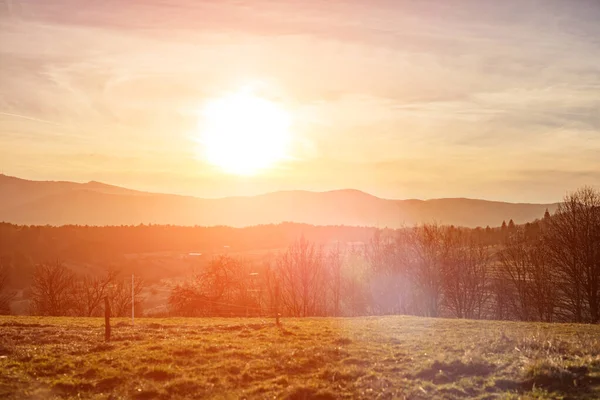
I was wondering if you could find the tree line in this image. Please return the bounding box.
[169,187,599,323]
[0,260,145,317]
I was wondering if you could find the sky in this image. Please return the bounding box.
[1,0,599,203]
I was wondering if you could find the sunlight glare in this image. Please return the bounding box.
[199,87,291,175]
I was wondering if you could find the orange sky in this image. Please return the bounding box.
[1,0,599,202]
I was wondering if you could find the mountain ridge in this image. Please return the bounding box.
[0,174,558,228]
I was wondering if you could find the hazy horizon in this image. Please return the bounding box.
[1,172,564,204]
[1,0,599,203]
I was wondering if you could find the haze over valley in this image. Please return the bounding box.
[0,174,556,227]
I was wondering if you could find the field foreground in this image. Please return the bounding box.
[0,316,599,399]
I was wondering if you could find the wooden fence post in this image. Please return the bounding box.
[275,282,280,326]
[105,296,111,342]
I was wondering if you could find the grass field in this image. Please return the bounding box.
[0,316,599,399]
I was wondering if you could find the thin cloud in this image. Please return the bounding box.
[0,111,64,127]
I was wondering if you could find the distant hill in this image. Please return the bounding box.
[0,174,558,227]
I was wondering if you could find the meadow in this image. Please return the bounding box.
[0,316,599,399]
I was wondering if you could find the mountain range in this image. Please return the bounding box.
[0,174,557,228]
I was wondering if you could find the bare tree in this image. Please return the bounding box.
[543,187,600,323]
[527,241,556,322]
[497,228,556,322]
[30,260,76,316]
[169,280,203,317]
[365,229,415,315]
[262,260,280,317]
[0,258,16,315]
[169,256,251,316]
[109,275,145,317]
[489,272,511,320]
[411,224,445,317]
[344,248,372,316]
[276,237,325,317]
[326,243,345,316]
[497,230,534,321]
[72,269,119,317]
[441,229,490,319]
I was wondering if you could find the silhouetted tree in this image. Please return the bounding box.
[276,237,325,317]
[109,275,145,317]
[30,260,76,316]
[489,272,511,320]
[411,224,445,317]
[365,230,414,315]
[500,220,508,242]
[498,229,556,321]
[72,268,119,317]
[344,248,371,316]
[543,187,600,323]
[169,256,249,316]
[527,241,556,322]
[441,229,490,319]
[0,258,16,315]
[326,243,345,316]
[498,230,533,320]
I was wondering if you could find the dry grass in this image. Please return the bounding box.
[0,316,599,399]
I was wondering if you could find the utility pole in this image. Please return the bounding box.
[275,281,280,326]
[248,272,260,317]
[131,274,135,326]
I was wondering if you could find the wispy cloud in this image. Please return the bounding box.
[0,0,599,202]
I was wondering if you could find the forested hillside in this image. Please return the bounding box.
[1,188,598,324]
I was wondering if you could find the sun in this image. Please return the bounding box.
[198,87,291,175]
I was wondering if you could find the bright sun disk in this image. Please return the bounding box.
[199,88,291,175]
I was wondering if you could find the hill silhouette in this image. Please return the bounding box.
[0,174,557,227]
